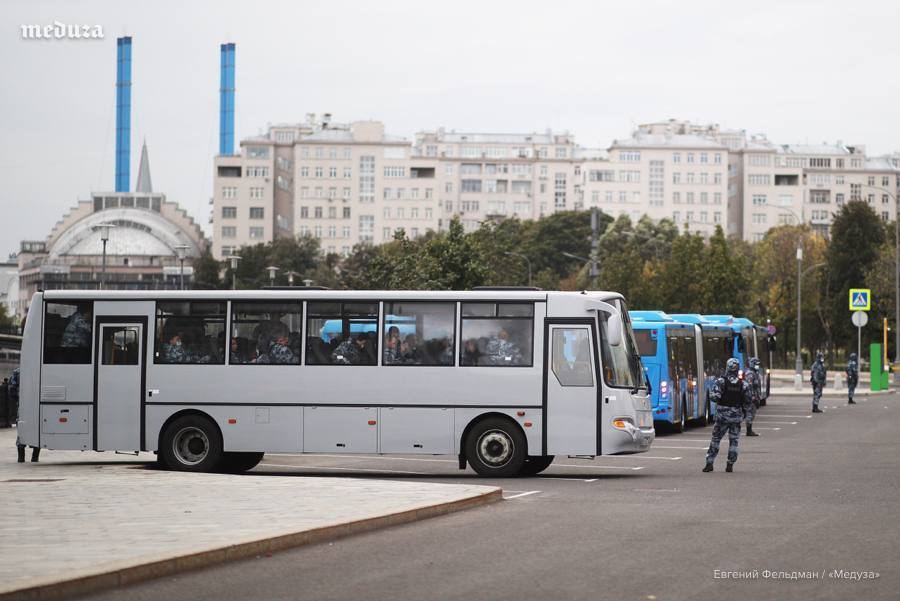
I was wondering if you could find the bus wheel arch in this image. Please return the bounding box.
[461,413,528,477]
[157,410,224,472]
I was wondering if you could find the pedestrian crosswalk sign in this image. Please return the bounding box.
[849,288,871,311]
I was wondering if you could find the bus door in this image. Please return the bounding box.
[545,322,599,456]
[95,318,147,451]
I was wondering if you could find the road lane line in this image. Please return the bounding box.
[756,414,812,418]
[752,420,798,424]
[504,491,541,499]
[260,462,427,475]
[651,445,707,450]
[752,427,781,430]
[602,455,682,461]
[552,463,645,471]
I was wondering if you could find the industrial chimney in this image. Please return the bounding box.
[219,43,236,155]
[115,36,132,192]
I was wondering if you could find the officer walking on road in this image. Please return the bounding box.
[810,351,826,413]
[845,353,858,405]
[744,358,762,436]
[703,358,753,473]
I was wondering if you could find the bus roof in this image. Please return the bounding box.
[702,315,756,329]
[40,289,626,304]
[629,310,675,323]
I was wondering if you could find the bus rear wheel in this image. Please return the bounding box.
[519,455,554,476]
[219,452,265,474]
[465,417,527,478]
[160,414,224,472]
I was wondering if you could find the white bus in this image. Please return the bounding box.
[17,289,654,477]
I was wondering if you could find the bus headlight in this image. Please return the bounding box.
[612,417,636,431]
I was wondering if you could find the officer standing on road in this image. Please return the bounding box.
[744,358,762,436]
[703,358,753,473]
[810,351,826,413]
[845,353,858,405]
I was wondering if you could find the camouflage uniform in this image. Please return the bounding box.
[744,359,762,427]
[810,353,826,412]
[331,339,362,365]
[845,353,859,404]
[704,359,753,470]
[484,337,522,366]
[257,341,296,365]
[161,342,191,364]
[61,312,91,348]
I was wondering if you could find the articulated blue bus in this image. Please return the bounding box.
[668,314,736,416]
[630,311,705,432]
[701,315,769,402]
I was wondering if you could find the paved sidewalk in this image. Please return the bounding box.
[0,429,500,601]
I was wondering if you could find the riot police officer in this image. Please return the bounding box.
[703,358,753,473]
[744,357,762,436]
[845,353,858,405]
[810,351,826,413]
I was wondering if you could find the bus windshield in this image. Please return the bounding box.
[598,299,646,390]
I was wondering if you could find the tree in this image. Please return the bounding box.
[416,218,488,289]
[655,229,706,313]
[699,225,749,315]
[824,202,885,352]
[191,250,224,290]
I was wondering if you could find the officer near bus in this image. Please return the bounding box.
[845,353,858,404]
[703,358,753,473]
[743,357,762,436]
[810,351,826,413]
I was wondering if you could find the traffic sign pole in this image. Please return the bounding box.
[852,310,869,370]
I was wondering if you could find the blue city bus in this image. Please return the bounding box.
[630,311,706,431]
[702,315,756,370]
[668,314,735,418]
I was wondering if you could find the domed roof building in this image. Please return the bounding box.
[16,143,207,315]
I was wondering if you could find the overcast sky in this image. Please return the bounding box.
[2,0,899,258]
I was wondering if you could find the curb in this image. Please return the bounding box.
[1,487,503,601]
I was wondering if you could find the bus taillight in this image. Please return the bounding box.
[660,380,668,399]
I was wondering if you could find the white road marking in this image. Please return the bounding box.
[752,420,798,424]
[633,488,679,493]
[552,463,645,471]
[651,445,707,450]
[539,477,597,482]
[602,455,682,461]
[755,414,812,418]
[752,427,781,431]
[504,490,541,499]
[260,462,427,475]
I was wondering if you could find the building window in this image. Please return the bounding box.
[315,166,323,178]
[249,227,264,238]
[384,166,407,178]
[619,170,641,183]
[249,207,264,219]
[222,187,237,199]
[619,151,641,162]
[748,174,771,186]
[246,166,269,178]
[250,187,264,199]
[714,153,722,164]
[222,206,237,218]
[343,207,351,219]
[672,153,681,163]
[329,167,337,178]
[359,156,375,204]
[314,207,323,218]
[328,206,337,219]
[752,194,767,206]
[300,206,308,219]
[686,153,694,163]
[554,173,567,209]
[700,153,708,164]
[221,226,236,238]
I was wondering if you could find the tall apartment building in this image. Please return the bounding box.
[739,139,900,241]
[582,122,731,236]
[414,130,582,232]
[294,121,438,253]
[211,115,898,257]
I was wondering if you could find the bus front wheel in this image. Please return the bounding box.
[160,414,224,473]
[465,417,527,477]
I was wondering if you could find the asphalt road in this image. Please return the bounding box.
[76,393,898,601]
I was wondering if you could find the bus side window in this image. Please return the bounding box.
[460,302,533,367]
[43,301,93,364]
[306,302,378,366]
[155,302,226,365]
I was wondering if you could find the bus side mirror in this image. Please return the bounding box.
[608,313,623,347]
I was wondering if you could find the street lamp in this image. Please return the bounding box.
[266,265,280,287]
[226,255,241,290]
[93,223,116,290]
[864,184,899,382]
[561,251,598,289]
[502,251,532,287]
[285,271,300,287]
[174,245,190,291]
